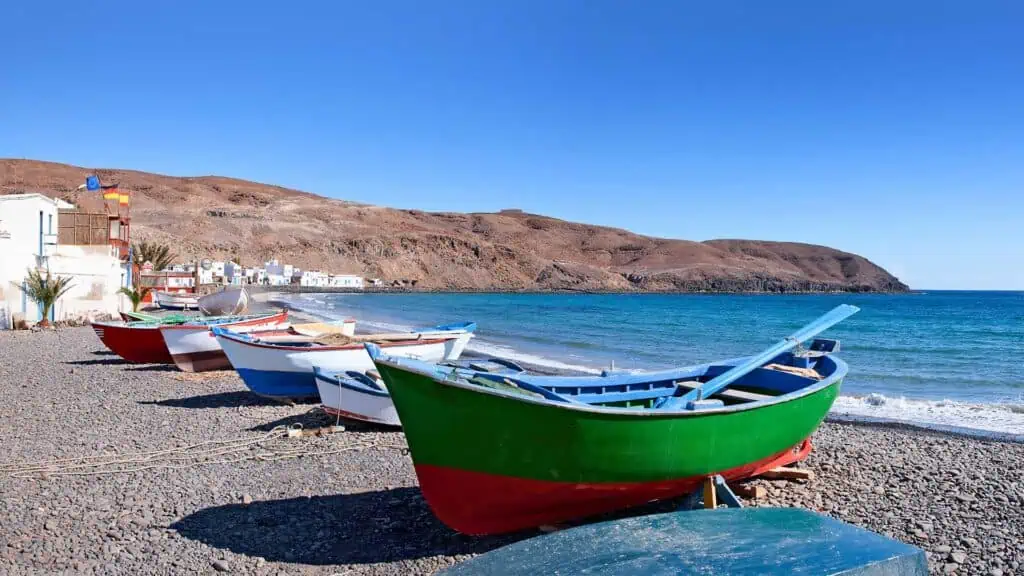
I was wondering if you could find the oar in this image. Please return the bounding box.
[662,304,860,410]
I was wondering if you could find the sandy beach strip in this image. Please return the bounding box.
[0,327,1021,575]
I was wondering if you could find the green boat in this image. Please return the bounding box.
[370,305,858,535]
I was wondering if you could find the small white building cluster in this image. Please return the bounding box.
[161,258,366,290]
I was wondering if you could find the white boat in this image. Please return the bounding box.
[212,321,476,400]
[154,291,200,311]
[159,310,292,372]
[198,288,249,316]
[313,368,400,426]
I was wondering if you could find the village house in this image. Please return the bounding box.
[0,193,127,328]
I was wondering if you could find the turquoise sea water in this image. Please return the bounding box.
[276,291,1024,438]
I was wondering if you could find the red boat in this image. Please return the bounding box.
[91,321,175,363]
[91,311,290,365]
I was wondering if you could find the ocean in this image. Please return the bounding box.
[273,291,1024,440]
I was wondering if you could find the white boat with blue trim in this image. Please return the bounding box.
[213,321,476,400]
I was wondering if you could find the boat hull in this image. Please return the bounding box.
[198,288,248,316]
[216,333,473,399]
[373,361,842,535]
[155,291,199,310]
[91,323,173,363]
[160,311,289,372]
[314,373,401,426]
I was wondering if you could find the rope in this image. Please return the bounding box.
[0,424,407,479]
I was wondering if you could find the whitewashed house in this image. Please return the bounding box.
[0,194,125,327]
[299,270,329,287]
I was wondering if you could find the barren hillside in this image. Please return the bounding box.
[1,159,908,292]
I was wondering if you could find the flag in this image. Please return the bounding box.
[85,175,100,191]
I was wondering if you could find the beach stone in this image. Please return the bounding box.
[212,559,230,572]
[950,551,967,564]
[935,545,952,554]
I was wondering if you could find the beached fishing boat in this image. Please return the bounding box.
[153,291,200,311]
[313,368,400,426]
[92,311,292,364]
[369,305,858,535]
[440,507,927,575]
[159,310,290,372]
[198,288,248,316]
[313,356,526,426]
[119,311,194,324]
[212,321,476,400]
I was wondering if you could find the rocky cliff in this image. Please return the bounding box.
[1,159,908,292]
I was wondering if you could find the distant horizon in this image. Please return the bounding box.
[3,1,1022,290]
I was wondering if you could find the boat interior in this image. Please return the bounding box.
[439,338,844,411]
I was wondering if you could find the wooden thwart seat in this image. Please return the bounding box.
[673,381,774,403]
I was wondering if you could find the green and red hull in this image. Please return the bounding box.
[373,360,842,535]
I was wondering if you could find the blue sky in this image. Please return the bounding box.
[3,1,1023,289]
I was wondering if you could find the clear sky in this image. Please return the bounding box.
[3,1,1023,290]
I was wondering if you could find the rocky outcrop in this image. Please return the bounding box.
[1,159,909,292]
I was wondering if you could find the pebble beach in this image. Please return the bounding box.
[1,327,1021,575]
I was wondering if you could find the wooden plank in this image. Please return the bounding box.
[702,477,718,509]
[728,483,767,500]
[759,467,815,481]
[673,380,773,403]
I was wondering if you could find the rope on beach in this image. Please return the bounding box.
[0,425,407,479]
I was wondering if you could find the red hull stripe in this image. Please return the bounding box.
[414,440,812,535]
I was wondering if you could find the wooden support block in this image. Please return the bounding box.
[702,477,718,509]
[729,483,767,499]
[759,466,815,481]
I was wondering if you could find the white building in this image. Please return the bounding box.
[210,261,226,279]
[299,270,329,287]
[0,194,125,327]
[328,274,365,289]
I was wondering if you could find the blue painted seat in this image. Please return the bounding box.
[438,508,927,576]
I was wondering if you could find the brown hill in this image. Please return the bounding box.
[0,159,908,292]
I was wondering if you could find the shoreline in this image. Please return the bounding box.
[250,286,915,296]
[0,326,1020,575]
[263,292,1024,445]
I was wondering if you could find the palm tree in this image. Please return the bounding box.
[18,269,74,327]
[118,283,153,312]
[132,241,176,271]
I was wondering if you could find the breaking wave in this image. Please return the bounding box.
[831,394,1024,441]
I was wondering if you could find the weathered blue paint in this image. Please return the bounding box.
[313,367,389,397]
[666,304,859,409]
[438,508,927,576]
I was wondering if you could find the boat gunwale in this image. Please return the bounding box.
[157,311,289,331]
[374,354,847,418]
[213,328,464,352]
